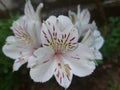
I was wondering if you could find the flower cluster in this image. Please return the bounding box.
[2,0,104,89]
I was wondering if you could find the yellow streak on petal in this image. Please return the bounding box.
[64,64,70,75]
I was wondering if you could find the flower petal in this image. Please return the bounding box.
[28,47,54,68]
[80,9,90,25]
[36,3,43,21]
[3,36,21,59]
[77,5,81,18]
[13,58,27,71]
[76,23,91,36]
[82,29,104,50]
[27,56,37,68]
[68,10,77,24]
[11,18,34,45]
[46,15,73,32]
[91,48,103,59]
[54,57,73,89]
[64,43,95,77]
[26,21,41,48]
[29,47,55,82]
[6,36,16,43]
[30,59,56,82]
[81,29,95,46]
[46,16,57,25]
[41,16,78,51]
[57,15,73,32]
[3,36,33,59]
[24,0,35,20]
[92,35,104,50]
[81,30,104,60]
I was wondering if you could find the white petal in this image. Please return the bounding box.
[77,5,81,18]
[41,22,54,46]
[81,29,94,46]
[90,21,98,31]
[46,15,74,32]
[57,15,73,32]
[29,47,55,82]
[80,9,90,25]
[93,30,101,37]
[24,0,35,20]
[54,57,73,89]
[3,36,21,59]
[27,56,37,68]
[6,36,16,43]
[13,58,27,71]
[3,36,33,59]
[34,47,54,58]
[81,29,104,50]
[46,16,57,25]
[36,3,43,21]
[28,47,54,68]
[41,20,78,51]
[11,19,27,37]
[3,45,19,59]
[68,10,77,24]
[35,21,42,46]
[77,24,91,36]
[10,19,34,45]
[30,59,56,82]
[54,69,73,89]
[91,48,103,59]
[26,21,40,48]
[64,43,95,77]
[93,36,104,50]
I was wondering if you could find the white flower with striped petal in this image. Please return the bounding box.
[69,5,104,60]
[28,15,95,89]
[2,0,43,71]
[81,21,104,59]
[68,5,91,37]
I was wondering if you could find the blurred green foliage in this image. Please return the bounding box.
[0,13,17,90]
[0,12,120,90]
[107,79,120,90]
[101,17,120,64]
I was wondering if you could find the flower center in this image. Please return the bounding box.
[54,51,63,61]
[42,22,78,52]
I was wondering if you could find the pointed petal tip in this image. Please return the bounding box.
[26,0,31,4]
[13,65,19,72]
[37,3,44,11]
[39,3,44,8]
[77,4,80,9]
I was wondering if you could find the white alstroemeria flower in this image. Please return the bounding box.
[68,5,96,37]
[24,0,43,47]
[2,0,43,71]
[68,5,91,36]
[81,21,104,59]
[28,15,95,89]
[69,5,104,60]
